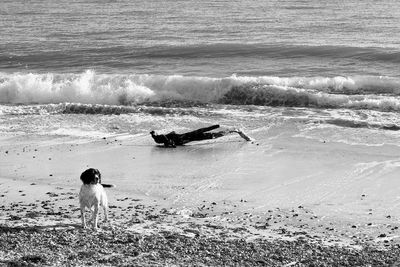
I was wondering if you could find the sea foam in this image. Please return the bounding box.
[1,70,400,112]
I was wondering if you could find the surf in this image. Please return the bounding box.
[1,70,400,113]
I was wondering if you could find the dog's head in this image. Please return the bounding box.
[80,168,101,185]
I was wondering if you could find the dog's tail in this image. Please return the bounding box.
[101,183,116,188]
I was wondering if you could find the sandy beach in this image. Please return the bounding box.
[1,130,400,266]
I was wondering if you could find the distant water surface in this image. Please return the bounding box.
[1,0,400,76]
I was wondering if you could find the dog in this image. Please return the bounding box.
[79,168,115,229]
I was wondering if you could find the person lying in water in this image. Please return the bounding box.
[150,124,253,147]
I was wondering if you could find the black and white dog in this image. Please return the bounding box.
[79,168,115,229]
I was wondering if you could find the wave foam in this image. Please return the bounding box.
[0,70,155,105]
[1,71,400,112]
[220,84,400,112]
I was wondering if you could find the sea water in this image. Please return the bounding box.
[1,0,400,217]
[1,0,400,143]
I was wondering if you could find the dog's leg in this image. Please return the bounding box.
[103,205,108,223]
[80,205,87,228]
[93,204,99,229]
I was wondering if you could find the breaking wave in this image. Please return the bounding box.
[1,70,400,112]
[219,84,400,111]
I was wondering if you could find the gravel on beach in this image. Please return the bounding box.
[1,224,400,267]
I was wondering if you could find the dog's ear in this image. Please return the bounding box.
[80,169,92,184]
[95,169,101,183]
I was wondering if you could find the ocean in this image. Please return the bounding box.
[1,0,400,139]
[1,0,400,215]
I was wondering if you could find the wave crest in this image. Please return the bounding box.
[220,84,400,112]
[2,71,400,112]
[0,70,155,105]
